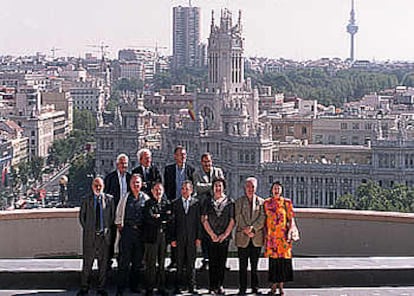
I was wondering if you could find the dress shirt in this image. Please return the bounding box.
[117,170,128,198]
[182,197,192,214]
[175,164,186,199]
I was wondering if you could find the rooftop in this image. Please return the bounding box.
[1,208,414,294]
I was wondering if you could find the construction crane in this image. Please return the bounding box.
[50,47,62,59]
[87,42,110,60]
[126,43,167,58]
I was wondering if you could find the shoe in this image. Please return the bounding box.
[217,287,225,295]
[252,287,260,294]
[167,262,177,270]
[145,289,153,296]
[173,288,182,294]
[188,287,198,294]
[76,289,88,296]
[158,288,167,296]
[97,290,108,296]
[199,261,209,271]
[237,289,246,295]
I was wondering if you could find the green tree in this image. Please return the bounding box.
[246,67,401,107]
[335,181,414,213]
[29,156,44,184]
[68,152,96,205]
[73,109,96,135]
[334,193,357,209]
[115,77,144,95]
[152,66,208,92]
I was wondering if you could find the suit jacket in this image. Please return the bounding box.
[171,197,202,244]
[79,193,115,247]
[104,170,131,207]
[164,163,195,201]
[131,165,162,195]
[115,191,150,226]
[235,194,266,248]
[193,166,224,201]
[143,197,173,243]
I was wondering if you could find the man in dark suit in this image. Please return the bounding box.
[78,177,115,296]
[104,153,131,207]
[193,152,225,270]
[163,145,194,269]
[164,146,195,201]
[143,182,173,296]
[171,181,202,294]
[132,148,162,196]
[104,153,131,268]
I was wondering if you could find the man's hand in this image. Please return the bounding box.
[171,241,177,247]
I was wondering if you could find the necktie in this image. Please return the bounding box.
[144,167,149,181]
[185,199,189,214]
[95,196,102,232]
[120,174,126,196]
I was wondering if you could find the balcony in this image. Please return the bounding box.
[1,208,414,294]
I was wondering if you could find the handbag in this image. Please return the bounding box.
[284,199,300,242]
[287,218,300,242]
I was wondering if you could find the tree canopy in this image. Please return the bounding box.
[153,66,208,92]
[334,181,414,213]
[67,152,96,204]
[246,68,400,106]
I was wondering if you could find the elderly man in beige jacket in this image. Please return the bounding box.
[235,177,266,295]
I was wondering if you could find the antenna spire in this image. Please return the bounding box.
[346,0,359,62]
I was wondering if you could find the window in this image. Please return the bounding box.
[351,136,359,145]
[302,126,307,135]
[352,123,360,130]
[341,123,347,130]
[315,135,323,144]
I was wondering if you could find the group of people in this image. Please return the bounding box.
[78,146,298,296]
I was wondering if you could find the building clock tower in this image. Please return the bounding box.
[208,9,245,94]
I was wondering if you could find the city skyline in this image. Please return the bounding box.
[1,0,414,61]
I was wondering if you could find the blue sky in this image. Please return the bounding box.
[1,0,413,61]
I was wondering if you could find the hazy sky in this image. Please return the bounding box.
[1,0,414,61]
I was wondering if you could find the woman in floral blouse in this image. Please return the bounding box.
[264,181,295,296]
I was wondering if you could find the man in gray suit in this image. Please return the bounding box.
[193,152,224,270]
[78,177,115,296]
[234,177,265,295]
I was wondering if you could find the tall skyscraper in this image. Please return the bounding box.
[346,0,359,62]
[172,5,201,70]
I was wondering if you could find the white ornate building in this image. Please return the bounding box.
[159,9,273,198]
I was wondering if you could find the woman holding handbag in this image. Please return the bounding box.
[264,181,298,296]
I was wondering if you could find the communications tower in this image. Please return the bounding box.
[346,0,359,62]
